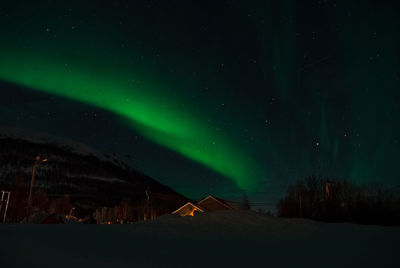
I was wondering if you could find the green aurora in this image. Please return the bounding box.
[0,51,260,190]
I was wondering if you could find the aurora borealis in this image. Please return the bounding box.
[1,0,399,205]
[0,51,258,190]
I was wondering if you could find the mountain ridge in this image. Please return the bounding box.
[0,128,189,220]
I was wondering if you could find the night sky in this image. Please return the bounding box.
[0,1,399,206]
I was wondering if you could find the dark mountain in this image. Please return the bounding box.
[0,130,189,221]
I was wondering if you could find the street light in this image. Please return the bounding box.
[27,155,48,217]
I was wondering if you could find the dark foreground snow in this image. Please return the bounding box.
[1,211,399,267]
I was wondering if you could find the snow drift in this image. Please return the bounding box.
[0,210,399,267]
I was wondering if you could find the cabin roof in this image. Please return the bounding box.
[172,202,205,214]
[198,195,233,210]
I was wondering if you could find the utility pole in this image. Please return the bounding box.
[0,191,11,223]
[27,156,47,217]
[145,189,151,220]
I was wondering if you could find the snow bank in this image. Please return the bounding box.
[1,210,399,267]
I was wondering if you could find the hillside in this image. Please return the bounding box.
[0,130,189,220]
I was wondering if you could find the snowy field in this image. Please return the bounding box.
[1,210,399,267]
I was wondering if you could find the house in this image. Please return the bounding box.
[173,196,234,216]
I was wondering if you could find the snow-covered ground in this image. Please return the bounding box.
[1,210,399,267]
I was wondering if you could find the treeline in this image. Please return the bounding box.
[4,174,186,223]
[5,176,75,222]
[278,176,400,226]
[93,197,164,224]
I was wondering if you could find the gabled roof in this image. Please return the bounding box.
[198,195,233,210]
[172,202,205,214]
